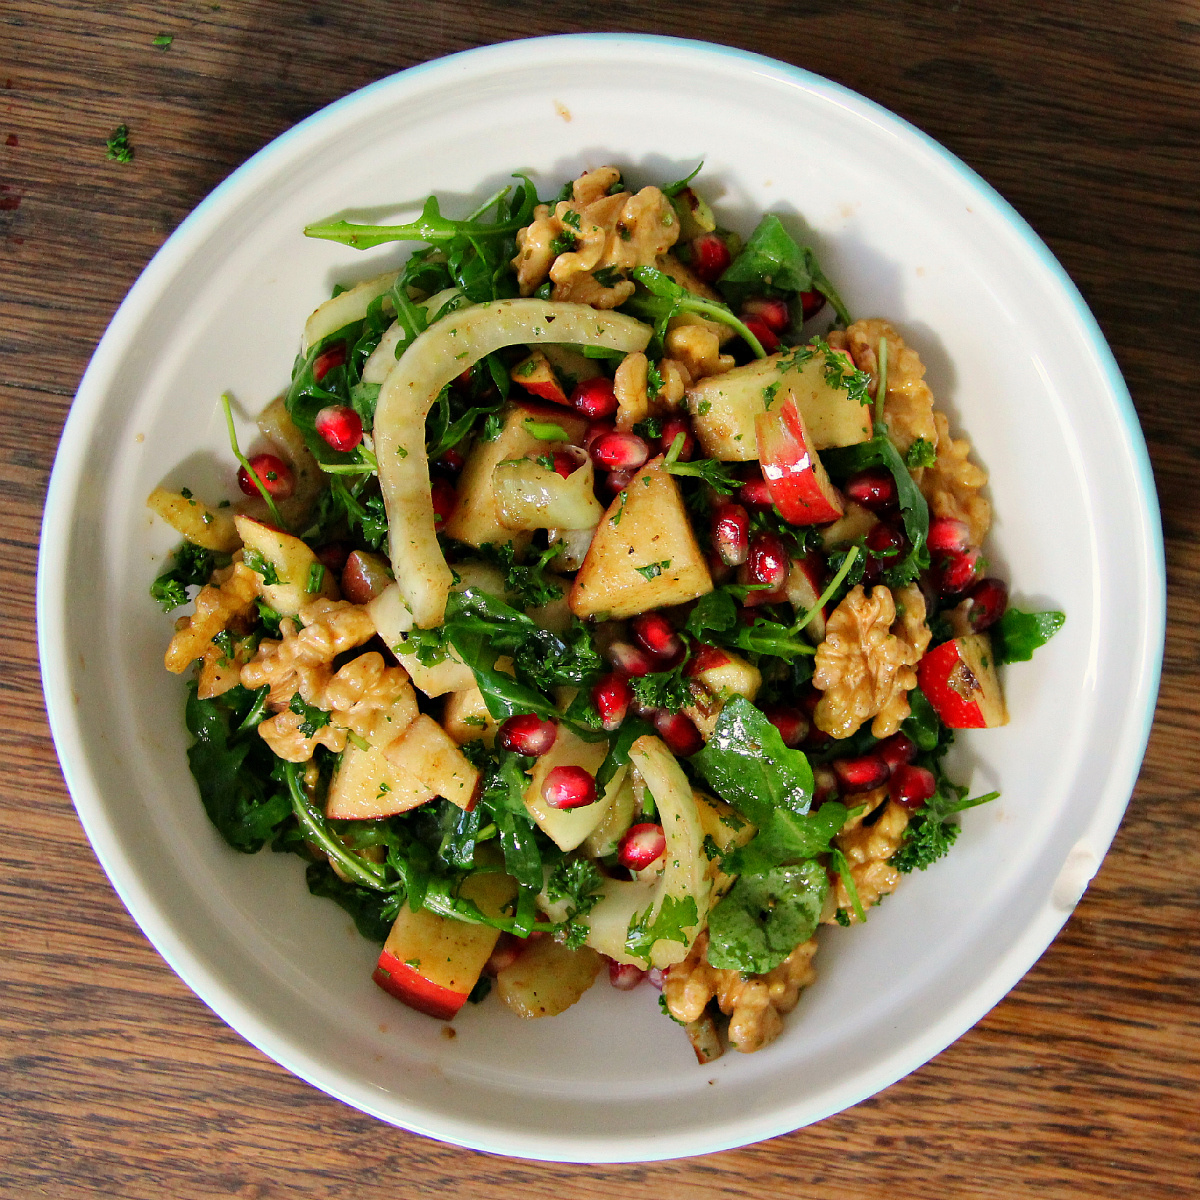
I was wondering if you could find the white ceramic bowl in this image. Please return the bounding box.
[38,35,1163,1162]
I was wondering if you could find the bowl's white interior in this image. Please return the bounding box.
[39,35,1162,1162]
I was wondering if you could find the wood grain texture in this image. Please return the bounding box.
[2,1,1197,1196]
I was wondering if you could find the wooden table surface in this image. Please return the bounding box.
[3,2,1197,1196]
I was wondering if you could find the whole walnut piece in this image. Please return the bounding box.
[813,583,930,740]
[512,166,680,307]
[164,562,259,675]
[662,931,819,1056]
[921,410,992,547]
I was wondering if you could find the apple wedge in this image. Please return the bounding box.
[385,713,481,810]
[494,937,603,1019]
[917,633,1010,729]
[821,499,879,550]
[755,396,845,525]
[510,348,569,405]
[234,514,339,615]
[569,455,713,620]
[786,553,830,643]
[147,487,241,553]
[373,870,518,1020]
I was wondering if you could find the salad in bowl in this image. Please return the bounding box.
[147,163,1063,1063]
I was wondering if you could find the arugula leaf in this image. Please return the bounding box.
[705,859,827,974]
[720,803,850,875]
[305,862,394,944]
[690,696,814,823]
[625,893,699,962]
[991,608,1066,664]
[717,214,851,326]
[901,686,942,752]
[662,161,704,196]
[595,716,656,792]
[185,685,291,853]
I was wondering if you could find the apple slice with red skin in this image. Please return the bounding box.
[755,396,845,524]
[785,553,829,643]
[510,348,569,405]
[917,633,1010,729]
[373,871,518,1020]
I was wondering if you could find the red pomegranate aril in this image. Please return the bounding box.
[590,431,650,472]
[583,421,615,450]
[312,342,346,382]
[741,296,790,333]
[813,765,839,805]
[866,522,908,559]
[690,233,732,283]
[685,643,732,677]
[631,612,682,661]
[798,687,821,718]
[606,640,655,677]
[237,452,294,499]
[831,754,890,793]
[571,376,619,420]
[498,714,558,757]
[742,316,780,354]
[314,404,364,452]
[799,289,827,320]
[765,706,809,748]
[592,673,632,731]
[712,503,750,566]
[659,417,696,461]
[435,447,465,474]
[707,551,733,583]
[927,516,971,555]
[747,531,789,590]
[315,540,350,573]
[654,710,704,757]
[550,451,577,479]
[602,466,639,496]
[618,822,667,870]
[430,477,457,529]
[876,732,918,773]
[543,765,597,810]
[889,764,937,810]
[937,547,981,598]
[608,960,647,990]
[844,467,897,513]
[966,576,1009,632]
[738,475,774,510]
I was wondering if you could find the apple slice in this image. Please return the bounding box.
[373,870,518,1020]
[385,714,481,810]
[917,633,1010,729]
[510,348,569,404]
[821,499,879,551]
[786,554,829,643]
[755,396,845,525]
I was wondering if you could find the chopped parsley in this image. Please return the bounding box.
[105,123,133,162]
[242,548,281,586]
[634,560,671,581]
[288,693,331,739]
[906,437,937,469]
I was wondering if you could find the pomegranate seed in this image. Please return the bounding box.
[435,448,465,474]
[747,532,789,590]
[813,765,839,805]
[805,726,833,750]
[877,732,918,773]
[707,551,733,584]
[889,764,938,810]
[543,765,597,810]
[498,714,558,757]
[799,289,827,320]
[618,822,667,870]
[742,316,780,354]
[631,613,682,661]
[866,522,908,559]
[314,404,363,452]
[685,643,731,677]
[606,641,655,677]
[312,342,346,382]
[844,468,897,513]
[315,540,350,573]
[237,452,294,500]
[602,466,639,496]
[798,687,821,718]
[583,421,615,450]
[711,503,750,566]
[550,451,577,479]
[654,710,704,756]
[430,477,457,529]
[690,233,732,283]
[764,706,809,748]
[647,967,665,990]
[592,673,632,731]
[966,576,1009,632]
[928,516,971,555]
[608,959,647,990]
[741,296,790,333]
[485,933,522,976]
[659,416,696,461]
[738,475,774,510]
[937,547,981,598]
[831,754,891,793]
[590,431,650,472]
[571,376,619,420]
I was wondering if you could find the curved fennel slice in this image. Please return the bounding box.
[374,298,652,628]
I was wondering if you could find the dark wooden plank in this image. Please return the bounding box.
[2,1,1197,1196]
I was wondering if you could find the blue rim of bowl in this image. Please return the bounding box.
[38,32,1166,1162]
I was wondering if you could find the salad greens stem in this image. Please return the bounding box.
[874,337,888,428]
[235,685,270,734]
[793,545,860,633]
[221,391,287,529]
